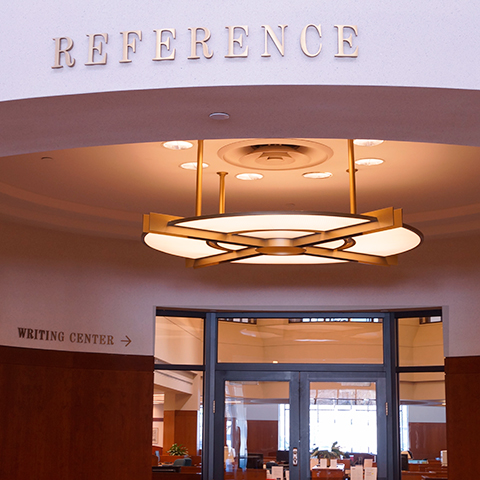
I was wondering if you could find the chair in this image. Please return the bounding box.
[153,465,181,473]
[173,457,192,466]
[266,461,278,473]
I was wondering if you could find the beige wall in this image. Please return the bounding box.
[155,317,204,364]
[398,321,444,366]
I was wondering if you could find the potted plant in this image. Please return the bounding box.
[167,443,189,456]
[311,442,346,466]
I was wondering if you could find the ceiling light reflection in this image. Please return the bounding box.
[163,141,194,150]
[353,139,384,147]
[180,162,209,170]
[236,173,264,181]
[355,158,384,166]
[303,172,333,179]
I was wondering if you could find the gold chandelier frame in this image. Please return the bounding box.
[143,140,422,268]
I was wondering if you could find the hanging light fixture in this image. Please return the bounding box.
[143,139,422,267]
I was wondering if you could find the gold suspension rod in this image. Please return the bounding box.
[347,139,357,215]
[217,171,228,214]
[195,140,204,216]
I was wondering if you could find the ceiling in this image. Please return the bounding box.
[1,137,479,240]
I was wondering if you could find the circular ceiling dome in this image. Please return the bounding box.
[217,139,334,171]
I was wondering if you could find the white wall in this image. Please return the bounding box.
[408,406,446,423]
[1,0,479,103]
[153,403,164,446]
[1,1,480,162]
[0,218,479,357]
[245,405,278,422]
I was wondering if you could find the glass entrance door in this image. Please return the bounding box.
[215,371,300,480]
[215,372,386,480]
[303,375,387,480]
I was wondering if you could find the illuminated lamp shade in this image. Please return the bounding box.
[143,139,423,268]
[144,232,221,259]
[233,255,347,265]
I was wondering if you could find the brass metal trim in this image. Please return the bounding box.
[303,246,398,266]
[187,247,260,268]
[217,171,228,214]
[170,210,375,225]
[337,237,356,250]
[291,207,395,247]
[348,139,357,215]
[195,140,204,216]
[256,246,306,255]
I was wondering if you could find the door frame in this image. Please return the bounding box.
[214,370,300,480]
[156,308,444,480]
[300,371,387,480]
[214,368,388,480]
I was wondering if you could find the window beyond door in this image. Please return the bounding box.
[218,317,383,364]
[309,381,378,458]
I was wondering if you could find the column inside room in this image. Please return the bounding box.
[162,372,203,456]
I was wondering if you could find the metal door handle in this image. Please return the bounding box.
[292,447,298,466]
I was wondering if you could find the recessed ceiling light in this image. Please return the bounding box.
[355,158,384,167]
[180,162,209,170]
[163,141,194,150]
[236,173,263,181]
[209,112,230,120]
[303,172,333,179]
[353,139,384,147]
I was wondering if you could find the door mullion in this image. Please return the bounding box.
[376,376,388,480]
[213,371,226,480]
[384,312,400,480]
[204,312,217,480]
[288,372,300,480]
[298,372,310,480]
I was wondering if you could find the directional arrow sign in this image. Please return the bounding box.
[121,335,132,347]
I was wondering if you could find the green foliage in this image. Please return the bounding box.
[167,443,188,456]
[311,442,346,460]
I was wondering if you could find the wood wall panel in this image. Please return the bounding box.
[163,410,176,453]
[445,355,480,480]
[246,420,278,458]
[160,410,198,455]
[408,423,446,460]
[0,346,153,480]
[175,410,198,456]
